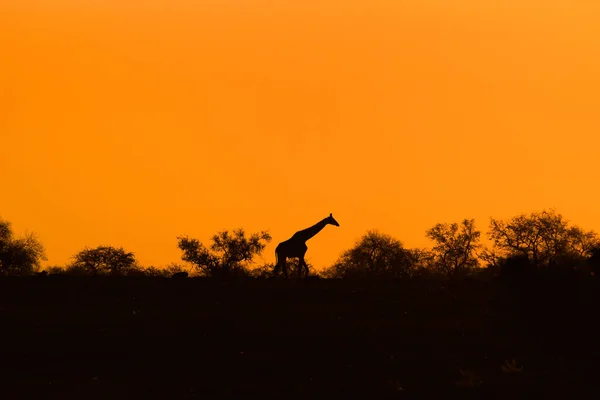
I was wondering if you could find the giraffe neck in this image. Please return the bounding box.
[293,218,328,242]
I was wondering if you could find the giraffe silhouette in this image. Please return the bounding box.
[273,213,340,278]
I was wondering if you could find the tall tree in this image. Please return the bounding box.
[177,229,271,277]
[69,246,138,276]
[325,230,415,279]
[0,218,46,276]
[488,209,599,268]
[426,219,481,278]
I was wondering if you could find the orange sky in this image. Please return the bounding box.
[2,0,600,270]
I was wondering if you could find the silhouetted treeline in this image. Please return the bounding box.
[2,209,599,283]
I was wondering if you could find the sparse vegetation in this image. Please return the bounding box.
[0,210,598,398]
[4,209,597,281]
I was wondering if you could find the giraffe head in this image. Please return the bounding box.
[326,213,340,227]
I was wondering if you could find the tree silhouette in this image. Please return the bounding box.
[495,253,536,282]
[325,230,415,279]
[177,229,271,278]
[587,246,600,277]
[0,218,46,276]
[426,219,480,279]
[404,248,438,278]
[488,209,599,269]
[69,245,138,276]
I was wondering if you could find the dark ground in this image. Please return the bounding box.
[0,276,598,399]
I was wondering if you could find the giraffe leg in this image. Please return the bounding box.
[299,257,309,279]
[272,251,280,278]
[273,260,283,278]
[274,257,288,279]
[282,257,289,279]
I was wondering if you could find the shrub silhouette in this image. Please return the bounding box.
[45,265,66,275]
[64,263,93,276]
[248,263,275,279]
[129,264,186,278]
[141,266,167,277]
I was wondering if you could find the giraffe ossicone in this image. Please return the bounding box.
[273,213,340,278]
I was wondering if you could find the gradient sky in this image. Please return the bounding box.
[2,1,600,269]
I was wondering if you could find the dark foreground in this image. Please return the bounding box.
[0,276,599,399]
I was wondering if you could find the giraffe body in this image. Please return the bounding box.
[273,213,339,278]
